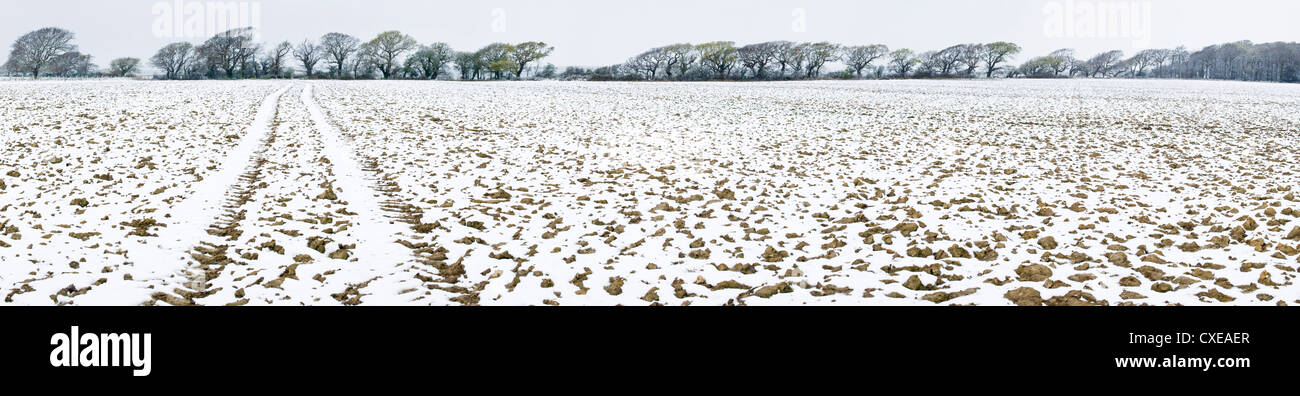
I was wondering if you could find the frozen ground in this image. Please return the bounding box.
[2,79,1298,306]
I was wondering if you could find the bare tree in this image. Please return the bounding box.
[46,51,95,77]
[477,43,513,80]
[150,42,193,80]
[661,43,696,80]
[367,31,419,79]
[842,44,889,77]
[293,40,320,78]
[915,51,940,77]
[408,42,454,79]
[509,42,554,79]
[799,42,840,78]
[770,41,799,79]
[236,40,262,78]
[1085,50,1125,77]
[1125,48,1168,77]
[696,41,738,79]
[1018,56,1060,77]
[1048,49,1077,76]
[320,32,361,78]
[1165,46,1190,78]
[352,42,378,79]
[628,47,675,80]
[888,48,918,77]
[738,42,781,79]
[644,48,673,80]
[453,51,479,80]
[980,42,1022,78]
[195,27,257,78]
[109,57,140,77]
[932,45,967,76]
[958,44,984,76]
[265,41,292,78]
[627,49,664,80]
[5,27,77,78]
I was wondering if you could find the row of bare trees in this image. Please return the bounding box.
[2,27,139,78]
[583,41,1021,81]
[888,43,1024,79]
[0,27,553,80]
[1018,41,1300,82]
[582,40,1300,83]
[146,28,553,80]
[6,27,1297,83]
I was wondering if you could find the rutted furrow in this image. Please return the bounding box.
[297,85,422,305]
[151,85,379,305]
[370,156,484,306]
[149,155,273,305]
[144,86,287,306]
[149,92,286,306]
[302,86,475,305]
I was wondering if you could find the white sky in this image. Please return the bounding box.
[2,0,1298,70]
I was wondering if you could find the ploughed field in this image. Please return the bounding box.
[2,79,1298,306]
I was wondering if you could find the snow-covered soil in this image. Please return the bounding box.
[3,79,1299,306]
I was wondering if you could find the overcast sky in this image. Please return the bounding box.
[3,0,1298,71]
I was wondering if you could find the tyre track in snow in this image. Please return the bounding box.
[148,85,289,305]
[302,85,453,305]
[302,84,475,305]
[151,85,290,258]
[148,83,476,305]
[154,84,406,305]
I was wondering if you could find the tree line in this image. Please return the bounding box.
[592,41,1020,81]
[149,28,554,80]
[1,26,555,80]
[583,40,1299,83]
[146,27,553,79]
[3,26,1297,83]
[1015,41,1300,82]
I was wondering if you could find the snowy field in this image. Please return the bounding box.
[2,79,1299,306]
